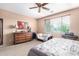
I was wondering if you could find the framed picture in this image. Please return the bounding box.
[17,21,27,29]
[16,21,30,32]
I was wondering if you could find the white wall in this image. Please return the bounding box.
[0,9,37,46]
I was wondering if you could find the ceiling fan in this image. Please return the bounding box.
[29,3,49,13]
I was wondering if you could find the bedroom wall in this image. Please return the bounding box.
[0,9,37,46]
[37,7,79,38]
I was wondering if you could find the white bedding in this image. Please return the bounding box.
[28,38,79,56]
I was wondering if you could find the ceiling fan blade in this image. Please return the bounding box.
[35,3,41,7]
[42,3,48,6]
[42,7,49,10]
[29,7,37,9]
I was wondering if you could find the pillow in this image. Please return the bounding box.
[37,33,43,39]
[37,33,52,41]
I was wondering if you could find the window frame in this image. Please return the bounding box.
[44,15,70,33]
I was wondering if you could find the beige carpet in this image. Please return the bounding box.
[0,40,42,56]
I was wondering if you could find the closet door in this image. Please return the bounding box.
[0,18,3,45]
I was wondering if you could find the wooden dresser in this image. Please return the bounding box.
[14,32,32,44]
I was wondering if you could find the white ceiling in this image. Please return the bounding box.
[0,3,79,19]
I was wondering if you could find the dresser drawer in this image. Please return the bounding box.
[15,33,26,36]
[15,37,26,40]
[26,36,32,39]
[15,35,26,38]
[25,38,32,41]
[15,39,26,44]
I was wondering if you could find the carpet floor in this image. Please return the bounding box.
[0,39,42,56]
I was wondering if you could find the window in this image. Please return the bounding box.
[45,15,70,33]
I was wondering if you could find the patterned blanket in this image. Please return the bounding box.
[28,38,79,56]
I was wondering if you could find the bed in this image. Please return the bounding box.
[28,38,79,56]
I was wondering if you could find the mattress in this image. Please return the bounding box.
[28,38,79,56]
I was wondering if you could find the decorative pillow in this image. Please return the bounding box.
[37,33,52,41]
[37,33,43,39]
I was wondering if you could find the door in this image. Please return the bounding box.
[0,18,3,45]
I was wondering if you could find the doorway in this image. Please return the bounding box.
[0,18,3,45]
